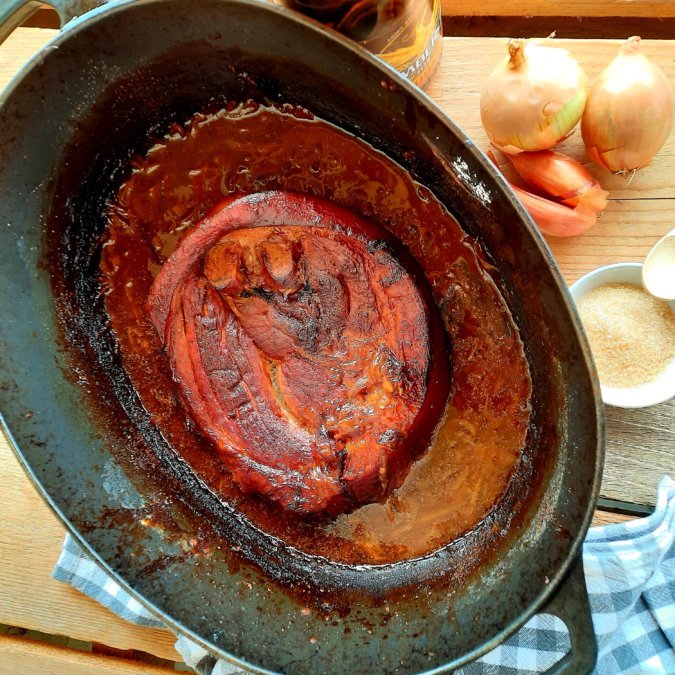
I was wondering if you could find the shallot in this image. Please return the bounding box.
[508,183,598,238]
[487,150,607,237]
[508,150,608,213]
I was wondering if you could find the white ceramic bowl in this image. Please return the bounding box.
[569,263,675,409]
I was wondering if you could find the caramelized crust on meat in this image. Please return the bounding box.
[147,191,448,516]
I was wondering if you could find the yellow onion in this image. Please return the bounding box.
[582,36,674,173]
[480,39,588,154]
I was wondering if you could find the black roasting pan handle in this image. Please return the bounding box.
[543,556,598,675]
[0,0,112,47]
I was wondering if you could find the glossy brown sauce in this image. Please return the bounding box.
[100,102,532,564]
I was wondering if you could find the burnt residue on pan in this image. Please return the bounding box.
[43,45,558,610]
[48,104,533,596]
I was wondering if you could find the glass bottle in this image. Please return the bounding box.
[282,0,443,88]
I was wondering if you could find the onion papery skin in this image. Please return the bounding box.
[480,39,588,154]
[581,36,674,173]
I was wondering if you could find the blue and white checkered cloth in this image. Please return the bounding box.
[53,477,675,674]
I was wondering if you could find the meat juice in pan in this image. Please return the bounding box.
[100,102,532,565]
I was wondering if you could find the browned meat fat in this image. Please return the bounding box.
[147,191,448,516]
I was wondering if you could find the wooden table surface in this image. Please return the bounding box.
[440,0,675,17]
[0,22,674,674]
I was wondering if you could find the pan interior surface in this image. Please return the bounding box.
[0,1,602,673]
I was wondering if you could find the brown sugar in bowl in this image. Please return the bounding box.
[570,263,675,408]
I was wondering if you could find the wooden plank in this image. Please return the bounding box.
[440,17,675,41]
[0,27,53,89]
[591,510,637,527]
[28,0,675,21]
[18,6,675,39]
[20,1,675,24]
[0,634,173,674]
[0,435,180,662]
[441,0,675,17]
[603,399,675,506]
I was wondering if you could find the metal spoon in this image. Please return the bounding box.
[642,228,675,301]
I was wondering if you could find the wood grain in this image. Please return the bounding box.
[23,0,675,22]
[440,16,675,41]
[0,435,180,662]
[603,399,675,505]
[547,197,675,285]
[0,634,173,674]
[21,6,675,39]
[590,510,636,527]
[441,0,675,17]
[0,27,51,89]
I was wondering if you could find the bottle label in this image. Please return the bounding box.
[403,12,441,85]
